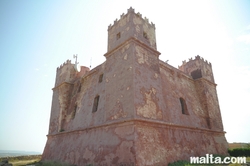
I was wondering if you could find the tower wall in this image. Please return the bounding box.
[43,122,136,165]
[104,43,135,121]
[133,42,164,120]
[135,122,228,165]
[48,60,89,134]
[178,55,224,130]
[159,62,211,129]
[48,60,76,134]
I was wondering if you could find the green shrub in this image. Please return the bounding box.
[228,148,250,157]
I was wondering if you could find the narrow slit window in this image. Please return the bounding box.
[180,98,188,115]
[116,32,121,40]
[99,74,103,83]
[92,95,100,113]
[72,104,77,119]
[143,31,148,39]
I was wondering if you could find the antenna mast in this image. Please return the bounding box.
[73,54,79,64]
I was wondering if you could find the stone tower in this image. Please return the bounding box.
[42,7,228,166]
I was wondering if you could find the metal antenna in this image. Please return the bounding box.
[73,54,79,64]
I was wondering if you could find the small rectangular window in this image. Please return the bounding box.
[180,97,189,115]
[143,31,148,39]
[92,95,100,113]
[191,69,202,79]
[99,74,103,83]
[116,32,121,40]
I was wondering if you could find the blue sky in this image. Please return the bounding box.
[0,0,249,153]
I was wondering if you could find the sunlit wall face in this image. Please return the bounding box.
[0,0,249,153]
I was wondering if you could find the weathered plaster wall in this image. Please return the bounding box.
[45,120,227,166]
[159,62,210,128]
[194,78,223,130]
[135,122,228,166]
[48,88,60,134]
[43,122,136,166]
[63,64,106,131]
[133,43,164,120]
[48,61,90,134]
[105,42,135,121]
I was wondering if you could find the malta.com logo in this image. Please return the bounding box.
[190,154,246,164]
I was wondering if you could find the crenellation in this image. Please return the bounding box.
[180,55,211,67]
[120,13,125,18]
[136,12,142,17]
[66,59,71,64]
[108,24,112,30]
[195,55,200,59]
[178,55,215,83]
[107,7,157,51]
[151,22,155,28]
[57,59,73,70]
[127,6,134,13]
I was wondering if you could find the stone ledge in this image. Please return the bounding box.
[47,118,226,138]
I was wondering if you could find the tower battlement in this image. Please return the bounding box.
[107,7,157,52]
[54,59,89,88]
[57,59,72,70]
[108,7,155,30]
[178,55,215,83]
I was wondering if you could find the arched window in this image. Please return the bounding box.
[179,97,188,115]
[92,95,100,113]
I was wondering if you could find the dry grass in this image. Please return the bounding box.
[0,155,41,166]
[10,159,40,166]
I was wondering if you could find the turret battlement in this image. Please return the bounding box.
[180,55,211,67]
[108,7,155,31]
[178,55,215,83]
[55,58,90,88]
[107,7,157,52]
[54,59,77,87]
[57,59,72,71]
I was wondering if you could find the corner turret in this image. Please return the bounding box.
[178,55,215,83]
[55,60,76,87]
